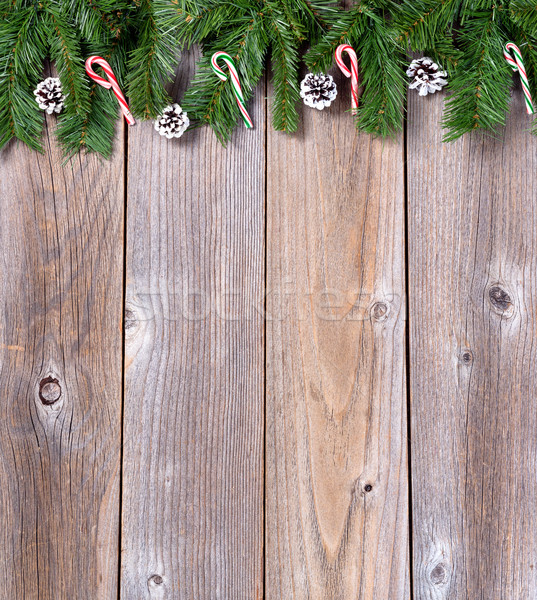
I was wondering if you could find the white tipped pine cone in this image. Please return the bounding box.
[300,73,338,110]
[34,77,65,114]
[154,104,190,139]
[407,57,447,96]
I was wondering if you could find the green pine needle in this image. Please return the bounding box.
[2,0,537,156]
[126,0,178,119]
[356,14,406,136]
[177,0,336,140]
[305,5,368,74]
[307,1,405,137]
[510,0,537,36]
[181,9,269,144]
[443,13,512,141]
[0,7,47,151]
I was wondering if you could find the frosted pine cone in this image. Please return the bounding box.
[300,73,337,110]
[34,77,65,114]
[154,104,190,139]
[407,57,447,96]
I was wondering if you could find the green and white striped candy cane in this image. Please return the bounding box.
[211,51,254,128]
[504,42,535,115]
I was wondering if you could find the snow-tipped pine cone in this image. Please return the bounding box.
[154,104,190,139]
[300,73,338,110]
[34,77,65,114]
[407,57,447,96]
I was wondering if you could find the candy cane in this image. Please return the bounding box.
[211,51,253,129]
[335,44,359,114]
[504,42,534,115]
[85,56,135,125]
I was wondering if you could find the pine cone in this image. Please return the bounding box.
[407,57,447,96]
[154,104,190,139]
[34,77,65,114]
[300,73,338,110]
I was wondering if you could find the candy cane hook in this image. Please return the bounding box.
[504,42,535,115]
[85,56,135,125]
[211,51,253,129]
[335,44,359,114]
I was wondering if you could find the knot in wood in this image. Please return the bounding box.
[364,484,373,493]
[148,574,163,585]
[125,306,137,330]
[460,349,473,365]
[371,301,389,321]
[430,563,447,585]
[489,286,512,312]
[39,377,61,405]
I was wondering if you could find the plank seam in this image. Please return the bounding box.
[263,68,268,600]
[118,119,128,600]
[403,91,414,600]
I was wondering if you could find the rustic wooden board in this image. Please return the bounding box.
[265,71,409,599]
[409,90,537,598]
[121,55,265,598]
[0,118,124,598]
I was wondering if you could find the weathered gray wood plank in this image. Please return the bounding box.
[0,116,124,598]
[265,70,409,599]
[121,54,265,599]
[409,89,537,599]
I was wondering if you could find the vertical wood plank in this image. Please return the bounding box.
[409,90,537,598]
[265,70,409,599]
[121,53,265,599]
[0,119,124,598]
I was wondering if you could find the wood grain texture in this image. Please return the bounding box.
[0,117,124,598]
[121,54,265,599]
[265,69,409,599]
[409,89,537,599]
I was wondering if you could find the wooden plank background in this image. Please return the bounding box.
[409,88,537,599]
[266,68,408,600]
[0,97,124,598]
[1,60,536,600]
[121,51,265,599]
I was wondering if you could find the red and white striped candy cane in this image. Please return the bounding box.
[335,44,359,114]
[211,51,253,128]
[504,42,535,115]
[85,56,135,125]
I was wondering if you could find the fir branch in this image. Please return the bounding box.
[126,0,178,118]
[177,0,335,141]
[298,0,340,34]
[306,1,405,135]
[3,0,535,156]
[357,14,406,136]
[0,0,135,156]
[394,0,459,50]
[0,7,47,151]
[270,0,307,44]
[69,0,108,44]
[510,0,537,37]
[163,2,242,49]
[56,28,126,157]
[46,4,91,117]
[69,0,130,45]
[443,13,512,141]
[265,0,301,131]
[305,3,371,74]
[56,85,118,158]
[181,9,269,143]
